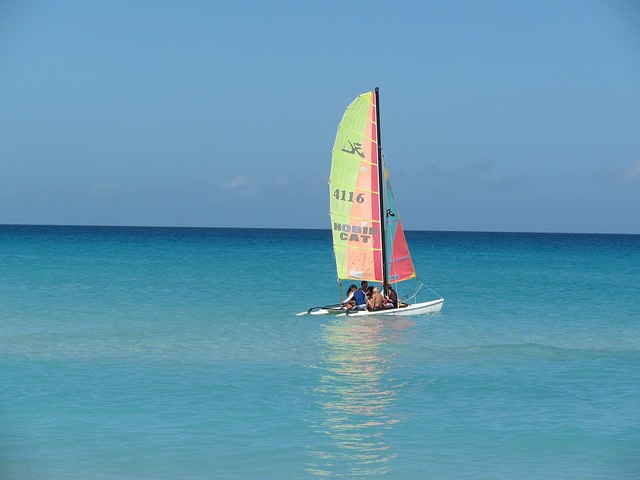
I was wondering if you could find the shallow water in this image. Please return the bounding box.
[1,226,638,479]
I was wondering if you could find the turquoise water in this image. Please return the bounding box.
[1,226,638,479]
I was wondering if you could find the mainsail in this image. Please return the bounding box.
[329,90,416,285]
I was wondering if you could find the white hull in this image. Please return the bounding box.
[340,298,444,316]
[305,298,444,317]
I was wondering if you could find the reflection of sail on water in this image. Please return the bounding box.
[307,317,411,477]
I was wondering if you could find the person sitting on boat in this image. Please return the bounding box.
[383,283,398,309]
[352,281,368,310]
[342,284,358,310]
[367,286,385,311]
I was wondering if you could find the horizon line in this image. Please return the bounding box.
[1,223,638,237]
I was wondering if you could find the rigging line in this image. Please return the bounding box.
[402,282,442,301]
[423,283,442,299]
[401,282,424,302]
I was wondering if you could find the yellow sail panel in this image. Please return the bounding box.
[329,91,383,282]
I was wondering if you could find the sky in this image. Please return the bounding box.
[1,0,639,233]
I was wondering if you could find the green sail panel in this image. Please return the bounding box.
[329,92,383,282]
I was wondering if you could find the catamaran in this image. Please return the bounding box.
[300,88,444,317]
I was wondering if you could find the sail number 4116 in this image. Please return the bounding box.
[333,189,365,203]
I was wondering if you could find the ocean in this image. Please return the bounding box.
[0,225,638,479]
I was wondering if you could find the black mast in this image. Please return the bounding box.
[374,87,387,287]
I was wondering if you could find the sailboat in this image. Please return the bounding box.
[300,88,444,317]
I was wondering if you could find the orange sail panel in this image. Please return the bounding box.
[329,92,383,282]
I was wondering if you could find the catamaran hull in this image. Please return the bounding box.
[305,298,444,317]
[339,298,444,316]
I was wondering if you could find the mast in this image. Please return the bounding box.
[375,87,387,286]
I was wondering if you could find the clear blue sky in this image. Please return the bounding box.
[1,0,639,233]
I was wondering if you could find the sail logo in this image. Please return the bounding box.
[341,140,365,158]
[386,208,395,218]
[333,223,377,243]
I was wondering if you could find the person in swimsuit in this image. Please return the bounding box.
[383,283,398,308]
[367,286,385,311]
[342,284,358,310]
